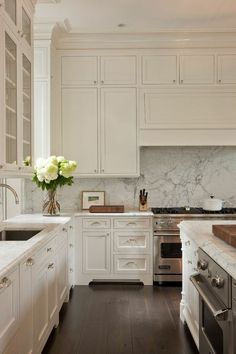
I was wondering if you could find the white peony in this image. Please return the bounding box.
[57,156,65,163]
[44,163,58,181]
[47,156,58,166]
[35,158,46,170]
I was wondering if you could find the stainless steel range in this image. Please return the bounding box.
[152,207,236,283]
[191,248,235,354]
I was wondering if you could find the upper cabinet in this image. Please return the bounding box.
[100,56,136,85]
[61,56,98,86]
[180,55,215,84]
[0,0,34,172]
[142,55,177,85]
[217,55,236,84]
[58,54,139,177]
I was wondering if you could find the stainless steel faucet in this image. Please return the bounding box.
[0,184,19,204]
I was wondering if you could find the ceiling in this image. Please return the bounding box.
[36,0,236,33]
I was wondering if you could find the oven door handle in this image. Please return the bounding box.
[190,274,229,321]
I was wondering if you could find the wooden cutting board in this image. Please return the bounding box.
[89,205,124,213]
[212,224,236,248]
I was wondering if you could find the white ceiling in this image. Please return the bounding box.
[36,0,236,33]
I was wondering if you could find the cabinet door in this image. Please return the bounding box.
[62,88,98,174]
[218,55,236,84]
[180,55,215,84]
[22,53,32,165]
[21,3,32,49]
[100,56,136,85]
[1,0,17,30]
[47,257,57,322]
[61,56,98,86]
[33,262,48,352]
[0,268,19,353]
[101,88,137,175]
[83,231,110,273]
[57,243,68,308]
[142,55,177,84]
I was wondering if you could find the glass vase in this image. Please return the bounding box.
[43,189,60,216]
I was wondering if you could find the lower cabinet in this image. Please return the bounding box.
[0,268,19,354]
[76,215,153,285]
[180,232,199,349]
[57,232,69,309]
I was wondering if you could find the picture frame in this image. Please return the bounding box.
[82,191,105,210]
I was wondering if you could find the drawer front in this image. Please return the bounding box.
[113,231,150,253]
[114,255,150,273]
[82,218,111,229]
[113,218,151,229]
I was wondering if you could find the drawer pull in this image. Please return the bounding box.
[48,263,54,270]
[127,222,137,226]
[47,247,52,252]
[62,227,67,232]
[125,261,137,267]
[0,277,11,289]
[26,257,34,266]
[91,221,101,226]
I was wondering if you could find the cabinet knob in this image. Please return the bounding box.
[101,80,104,84]
[0,277,11,289]
[180,79,183,84]
[47,247,52,252]
[93,80,97,84]
[69,243,73,248]
[62,227,67,232]
[101,169,104,173]
[94,169,97,173]
[70,268,73,272]
[218,79,222,83]
[173,79,176,83]
[48,263,54,269]
[69,225,73,229]
[26,257,34,266]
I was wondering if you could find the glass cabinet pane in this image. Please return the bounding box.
[5,33,17,164]
[4,0,17,25]
[22,54,31,165]
[22,8,31,46]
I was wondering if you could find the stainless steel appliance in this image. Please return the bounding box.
[152,207,236,283]
[191,248,235,354]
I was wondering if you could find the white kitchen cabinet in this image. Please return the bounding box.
[59,54,138,177]
[180,233,199,349]
[83,231,110,273]
[101,88,137,175]
[76,215,153,285]
[61,88,98,174]
[100,56,136,85]
[68,222,75,288]
[57,230,68,309]
[0,0,34,173]
[180,55,215,84]
[62,56,98,86]
[0,267,19,353]
[218,55,236,84]
[142,55,177,85]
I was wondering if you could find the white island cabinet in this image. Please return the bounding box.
[75,213,153,285]
[0,215,73,354]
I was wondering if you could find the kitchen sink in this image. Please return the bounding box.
[0,229,43,241]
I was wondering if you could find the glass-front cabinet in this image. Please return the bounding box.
[0,0,34,172]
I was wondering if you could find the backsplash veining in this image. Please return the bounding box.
[24,146,236,212]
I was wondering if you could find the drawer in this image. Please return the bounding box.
[114,255,150,273]
[113,231,150,253]
[82,218,111,229]
[113,218,151,229]
[34,237,56,265]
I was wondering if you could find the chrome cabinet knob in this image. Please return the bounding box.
[197,259,208,271]
[211,275,224,289]
[26,257,34,266]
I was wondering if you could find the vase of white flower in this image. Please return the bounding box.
[33,156,77,216]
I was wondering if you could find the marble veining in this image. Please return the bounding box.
[179,220,236,279]
[24,146,236,213]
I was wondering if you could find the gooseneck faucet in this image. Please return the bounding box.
[0,184,19,204]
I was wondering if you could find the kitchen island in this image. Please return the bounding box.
[179,219,236,349]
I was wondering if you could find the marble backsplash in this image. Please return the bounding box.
[24,146,236,213]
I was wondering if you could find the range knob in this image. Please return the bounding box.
[211,275,224,289]
[197,259,208,271]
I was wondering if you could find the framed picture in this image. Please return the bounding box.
[82,191,105,210]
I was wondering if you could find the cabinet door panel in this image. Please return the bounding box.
[83,232,110,273]
[142,55,177,84]
[47,257,57,321]
[0,268,19,353]
[101,88,137,175]
[180,55,215,84]
[218,55,236,84]
[101,56,136,85]
[62,88,98,174]
[62,56,98,86]
[57,243,68,308]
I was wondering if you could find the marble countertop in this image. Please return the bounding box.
[0,214,71,278]
[179,220,236,279]
[74,210,153,216]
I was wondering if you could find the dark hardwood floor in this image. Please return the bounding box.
[43,285,198,354]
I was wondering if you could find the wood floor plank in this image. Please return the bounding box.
[43,285,198,354]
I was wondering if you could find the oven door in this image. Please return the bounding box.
[191,273,233,354]
[154,234,182,280]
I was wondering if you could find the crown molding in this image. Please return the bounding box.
[54,31,236,49]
